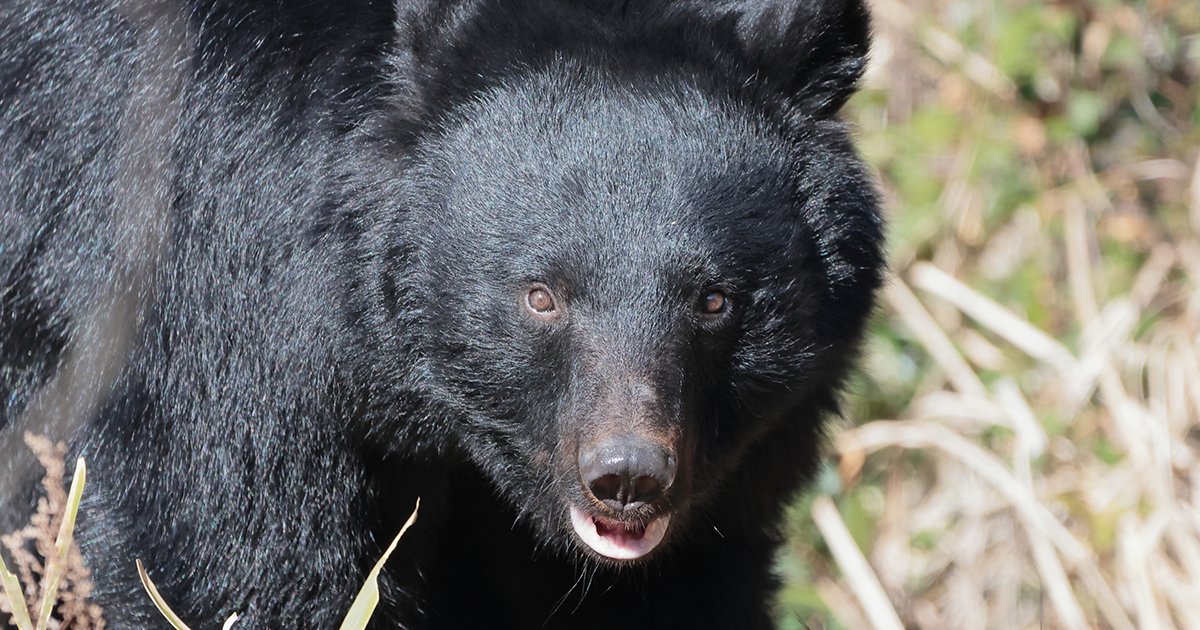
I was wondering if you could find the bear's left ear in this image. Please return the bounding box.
[384,0,486,132]
[697,0,872,119]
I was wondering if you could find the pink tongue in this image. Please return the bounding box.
[569,506,670,560]
[596,519,645,539]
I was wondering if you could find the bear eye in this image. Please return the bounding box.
[699,290,727,316]
[526,286,557,316]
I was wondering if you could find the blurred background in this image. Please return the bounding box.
[776,0,1200,628]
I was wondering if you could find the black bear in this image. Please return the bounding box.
[0,0,883,627]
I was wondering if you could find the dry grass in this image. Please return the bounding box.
[0,435,104,630]
[819,239,1200,628]
[780,0,1200,627]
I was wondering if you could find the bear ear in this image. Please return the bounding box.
[694,0,872,119]
[386,0,483,119]
[391,0,478,63]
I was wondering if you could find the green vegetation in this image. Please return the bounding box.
[778,0,1199,627]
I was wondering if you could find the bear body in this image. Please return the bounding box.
[0,0,883,627]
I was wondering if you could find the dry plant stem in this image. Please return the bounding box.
[136,559,193,630]
[1063,299,1139,418]
[883,276,986,398]
[1064,199,1099,325]
[1129,243,1175,307]
[1152,541,1200,630]
[810,495,904,630]
[135,571,249,630]
[844,421,1113,630]
[909,262,1077,374]
[992,378,1046,485]
[36,458,87,630]
[337,498,421,630]
[1117,514,1167,629]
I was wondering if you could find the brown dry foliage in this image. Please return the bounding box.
[784,0,1200,628]
[1,434,105,629]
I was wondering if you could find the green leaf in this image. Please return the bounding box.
[1066,91,1106,137]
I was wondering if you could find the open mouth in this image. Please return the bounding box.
[568,505,670,560]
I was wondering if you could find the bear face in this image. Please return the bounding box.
[351,9,883,564]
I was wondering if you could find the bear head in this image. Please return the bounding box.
[345,0,883,564]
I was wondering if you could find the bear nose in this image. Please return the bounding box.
[579,436,676,511]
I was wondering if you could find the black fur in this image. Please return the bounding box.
[0,0,882,627]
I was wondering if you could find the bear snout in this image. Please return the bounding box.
[578,435,677,512]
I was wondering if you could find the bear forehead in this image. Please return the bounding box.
[437,60,790,184]
[424,66,799,237]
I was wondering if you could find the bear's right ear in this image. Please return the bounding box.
[685,0,872,119]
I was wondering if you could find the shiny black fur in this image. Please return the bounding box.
[0,0,882,627]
